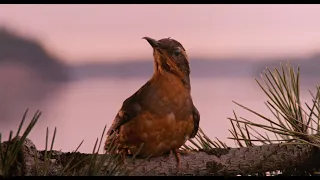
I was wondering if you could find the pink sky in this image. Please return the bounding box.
[1,4,320,64]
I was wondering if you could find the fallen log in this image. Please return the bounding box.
[2,137,320,176]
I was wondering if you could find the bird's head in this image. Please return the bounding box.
[143,37,190,80]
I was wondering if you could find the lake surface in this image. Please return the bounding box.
[0,77,318,153]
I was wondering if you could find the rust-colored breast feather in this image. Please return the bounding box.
[119,110,195,156]
[105,72,200,157]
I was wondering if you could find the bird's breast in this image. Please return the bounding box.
[116,73,195,156]
[119,109,194,157]
[143,87,192,120]
[144,75,192,111]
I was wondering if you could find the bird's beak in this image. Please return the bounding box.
[142,37,160,48]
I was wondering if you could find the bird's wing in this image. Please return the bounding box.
[106,81,152,136]
[190,105,200,138]
[106,95,141,136]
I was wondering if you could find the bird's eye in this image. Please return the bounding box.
[173,49,181,56]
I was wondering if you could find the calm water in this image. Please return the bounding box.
[0,77,317,153]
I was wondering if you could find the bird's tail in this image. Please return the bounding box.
[104,132,120,154]
[104,131,133,157]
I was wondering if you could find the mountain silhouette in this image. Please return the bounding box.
[0,27,69,82]
[0,26,319,81]
[69,58,255,80]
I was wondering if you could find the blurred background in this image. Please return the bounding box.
[0,4,319,153]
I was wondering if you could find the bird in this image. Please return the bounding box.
[104,36,200,168]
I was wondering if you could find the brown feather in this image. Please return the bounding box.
[105,37,200,157]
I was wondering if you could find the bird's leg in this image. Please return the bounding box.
[173,149,181,169]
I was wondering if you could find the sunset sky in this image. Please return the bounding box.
[1,4,320,64]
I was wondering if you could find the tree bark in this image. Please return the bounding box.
[2,138,320,176]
